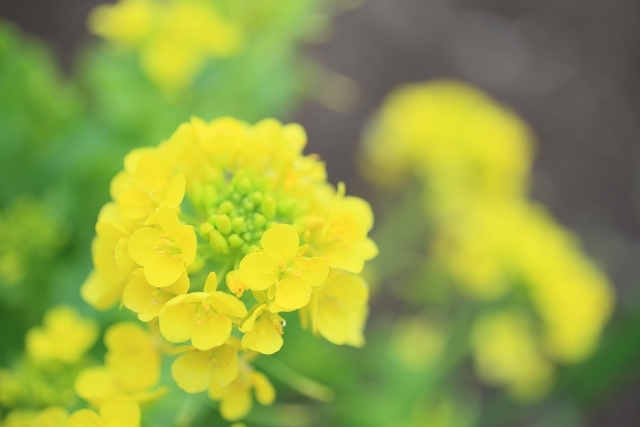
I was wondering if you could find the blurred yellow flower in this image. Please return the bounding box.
[25,306,98,364]
[1,406,68,427]
[67,395,140,427]
[171,339,239,393]
[88,0,244,90]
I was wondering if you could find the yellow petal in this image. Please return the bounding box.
[261,224,298,262]
[212,345,239,386]
[239,252,278,291]
[242,315,283,355]
[250,371,276,405]
[81,271,126,311]
[128,227,161,265]
[294,257,329,287]
[67,409,102,427]
[36,406,68,427]
[240,304,266,333]
[122,271,154,314]
[157,206,181,240]
[75,366,118,405]
[220,380,252,421]
[210,292,247,318]
[192,312,231,350]
[203,272,218,293]
[159,302,196,343]
[180,225,197,265]
[276,276,311,311]
[165,270,190,295]
[115,238,136,273]
[144,253,184,287]
[100,395,141,427]
[164,173,186,208]
[171,351,217,393]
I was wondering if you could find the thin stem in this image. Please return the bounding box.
[256,357,335,403]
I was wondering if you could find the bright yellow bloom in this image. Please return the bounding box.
[208,363,275,422]
[306,271,368,347]
[67,396,140,427]
[239,224,329,311]
[239,304,284,355]
[25,306,98,364]
[159,272,247,350]
[472,311,554,402]
[128,206,196,287]
[123,268,189,321]
[75,323,161,406]
[89,0,243,90]
[171,339,239,393]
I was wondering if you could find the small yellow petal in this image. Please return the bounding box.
[261,224,298,262]
[203,272,218,293]
[250,371,276,405]
[159,303,196,343]
[220,380,252,421]
[240,304,266,333]
[275,276,311,311]
[210,292,247,318]
[157,206,181,240]
[239,252,279,291]
[144,253,184,287]
[172,351,217,393]
[192,312,231,350]
[128,227,161,265]
[75,366,118,405]
[294,257,329,287]
[180,225,197,265]
[100,395,141,427]
[67,409,102,427]
[242,315,283,355]
[123,271,154,314]
[164,173,186,208]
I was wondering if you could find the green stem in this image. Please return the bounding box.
[256,357,335,403]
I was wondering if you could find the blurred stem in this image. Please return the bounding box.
[256,357,335,403]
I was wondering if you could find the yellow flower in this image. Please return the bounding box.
[75,323,161,406]
[306,194,378,274]
[67,395,140,427]
[128,206,196,287]
[25,306,98,364]
[208,364,275,422]
[123,268,190,321]
[88,0,244,90]
[306,271,368,347]
[171,339,239,393]
[239,224,329,311]
[239,304,284,355]
[471,311,554,402]
[159,272,247,350]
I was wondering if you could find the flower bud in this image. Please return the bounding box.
[260,197,276,219]
[215,214,232,235]
[209,230,229,254]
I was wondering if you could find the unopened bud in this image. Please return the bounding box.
[236,177,252,195]
[261,197,276,219]
[199,222,214,238]
[231,217,245,233]
[215,214,232,235]
[209,230,229,254]
[218,201,234,214]
[228,234,243,249]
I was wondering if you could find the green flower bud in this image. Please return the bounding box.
[215,214,232,235]
[253,213,266,228]
[218,201,234,214]
[243,199,254,211]
[250,191,263,205]
[199,222,214,238]
[236,177,252,195]
[242,232,252,242]
[231,217,245,233]
[209,230,229,254]
[261,196,276,219]
[228,234,243,249]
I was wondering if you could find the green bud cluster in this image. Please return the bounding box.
[197,174,278,255]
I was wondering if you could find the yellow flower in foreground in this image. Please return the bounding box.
[208,364,275,422]
[25,306,98,364]
[75,323,161,406]
[307,272,369,347]
[239,224,329,311]
[159,273,247,350]
[171,339,239,393]
[67,396,140,427]
[123,269,190,321]
[128,206,196,287]
[240,304,284,355]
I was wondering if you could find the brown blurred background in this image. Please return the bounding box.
[1,0,639,425]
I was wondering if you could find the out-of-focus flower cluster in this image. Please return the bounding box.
[363,80,614,401]
[79,116,376,422]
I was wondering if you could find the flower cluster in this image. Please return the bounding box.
[81,116,377,421]
[88,0,244,90]
[362,79,613,401]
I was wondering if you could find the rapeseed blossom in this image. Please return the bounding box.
[82,116,377,420]
[88,0,243,90]
[363,79,613,401]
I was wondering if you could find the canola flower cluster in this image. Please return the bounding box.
[89,0,244,90]
[76,116,376,422]
[363,80,613,401]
